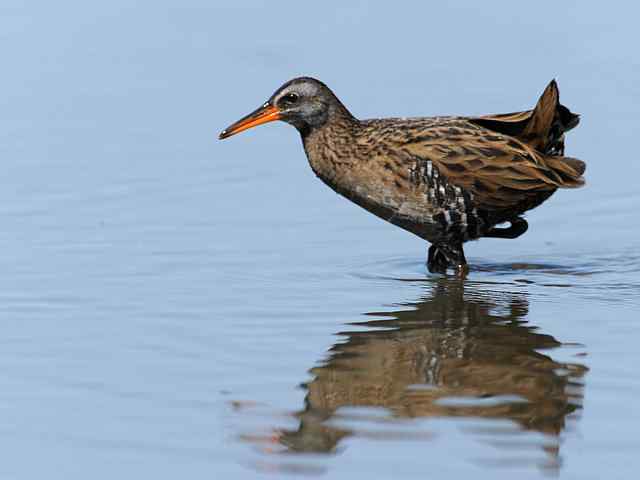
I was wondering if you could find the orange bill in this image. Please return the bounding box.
[219,103,281,139]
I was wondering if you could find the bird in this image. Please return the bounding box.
[219,77,585,274]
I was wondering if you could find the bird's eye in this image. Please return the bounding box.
[280,92,299,105]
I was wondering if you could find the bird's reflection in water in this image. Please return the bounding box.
[250,278,587,471]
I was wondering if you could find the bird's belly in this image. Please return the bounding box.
[317,170,481,243]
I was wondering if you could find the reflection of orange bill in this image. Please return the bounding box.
[219,104,280,139]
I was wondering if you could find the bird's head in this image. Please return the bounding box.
[219,77,352,139]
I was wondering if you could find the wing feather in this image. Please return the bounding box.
[398,124,565,208]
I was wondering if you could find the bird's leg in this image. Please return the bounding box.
[484,217,529,239]
[427,244,443,273]
[427,242,468,276]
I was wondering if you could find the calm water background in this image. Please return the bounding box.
[1,1,639,478]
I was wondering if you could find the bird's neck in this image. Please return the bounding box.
[300,111,361,183]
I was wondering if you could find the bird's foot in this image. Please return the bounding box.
[427,243,468,277]
[484,217,529,239]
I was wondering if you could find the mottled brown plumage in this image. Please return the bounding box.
[219,77,585,274]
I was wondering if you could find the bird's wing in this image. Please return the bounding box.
[393,120,583,209]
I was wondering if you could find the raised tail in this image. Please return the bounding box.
[520,80,580,155]
[514,81,585,188]
[470,79,581,156]
[469,80,585,188]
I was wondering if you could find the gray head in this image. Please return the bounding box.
[219,77,353,140]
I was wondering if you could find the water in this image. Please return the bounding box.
[1,1,639,478]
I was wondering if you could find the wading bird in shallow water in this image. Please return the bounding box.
[219,77,585,274]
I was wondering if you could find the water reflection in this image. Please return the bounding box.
[258,278,587,469]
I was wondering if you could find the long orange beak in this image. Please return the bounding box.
[219,103,281,140]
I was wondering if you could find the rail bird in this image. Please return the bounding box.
[219,77,585,274]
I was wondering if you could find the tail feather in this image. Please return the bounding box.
[524,80,581,155]
[560,156,586,176]
[520,80,559,151]
[545,156,586,188]
[471,79,580,155]
[469,81,586,193]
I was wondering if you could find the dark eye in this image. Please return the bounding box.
[280,92,299,105]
